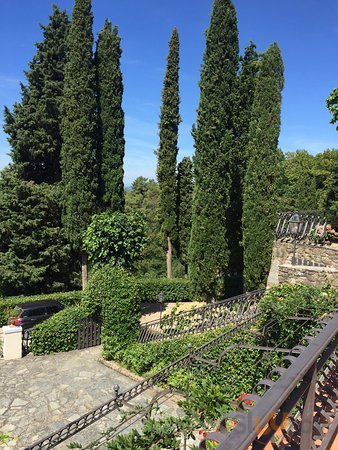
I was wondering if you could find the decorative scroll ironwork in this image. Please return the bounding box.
[138,289,265,343]
[23,313,260,450]
[199,308,338,450]
[275,211,338,243]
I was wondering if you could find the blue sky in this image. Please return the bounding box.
[0,0,337,184]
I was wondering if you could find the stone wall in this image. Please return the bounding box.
[267,241,338,289]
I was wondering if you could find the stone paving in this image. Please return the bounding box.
[0,346,183,449]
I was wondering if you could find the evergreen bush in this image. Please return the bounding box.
[134,277,194,303]
[31,305,89,355]
[83,267,141,359]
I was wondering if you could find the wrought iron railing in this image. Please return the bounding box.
[22,328,33,355]
[138,289,265,343]
[23,314,260,450]
[275,211,338,243]
[199,307,338,450]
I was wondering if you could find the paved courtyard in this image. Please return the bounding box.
[0,346,182,449]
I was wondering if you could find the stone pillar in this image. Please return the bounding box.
[3,325,22,360]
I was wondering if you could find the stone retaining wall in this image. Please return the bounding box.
[267,241,338,288]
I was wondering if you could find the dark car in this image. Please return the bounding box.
[10,300,64,330]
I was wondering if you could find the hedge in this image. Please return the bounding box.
[0,290,83,327]
[31,305,89,355]
[83,267,141,359]
[133,277,194,302]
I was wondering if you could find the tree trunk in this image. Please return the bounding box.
[81,252,88,290]
[166,237,172,279]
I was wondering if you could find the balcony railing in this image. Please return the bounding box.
[199,307,338,450]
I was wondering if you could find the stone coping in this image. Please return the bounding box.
[280,263,338,273]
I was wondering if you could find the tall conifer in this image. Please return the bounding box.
[60,0,97,287]
[189,0,239,300]
[4,6,69,183]
[177,157,193,276]
[95,21,125,211]
[157,28,181,278]
[228,42,259,280]
[242,43,284,291]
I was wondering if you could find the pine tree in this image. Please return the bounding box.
[242,43,284,291]
[95,21,125,211]
[189,0,239,300]
[3,6,69,183]
[0,168,72,296]
[177,157,193,276]
[228,42,259,280]
[157,28,181,278]
[60,0,98,287]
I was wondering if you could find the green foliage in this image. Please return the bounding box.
[0,290,82,326]
[60,0,98,251]
[281,150,317,211]
[0,168,74,297]
[125,177,166,276]
[31,305,89,355]
[313,149,338,211]
[116,328,227,375]
[177,157,193,273]
[242,43,284,291]
[82,267,140,358]
[134,277,194,303]
[83,211,146,270]
[96,21,125,211]
[259,284,337,347]
[106,416,192,450]
[189,0,239,300]
[327,88,338,130]
[228,42,259,278]
[116,327,279,428]
[157,28,181,255]
[3,5,69,184]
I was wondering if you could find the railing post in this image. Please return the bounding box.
[299,363,317,450]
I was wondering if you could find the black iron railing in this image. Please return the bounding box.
[200,307,338,450]
[22,328,33,355]
[23,313,260,450]
[275,211,338,243]
[138,289,265,343]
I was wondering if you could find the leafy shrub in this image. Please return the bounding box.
[258,284,337,347]
[0,290,82,326]
[133,277,194,302]
[83,212,146,270]
[116,327,228,375]
[31,305,89,355]
[83,267,141,359]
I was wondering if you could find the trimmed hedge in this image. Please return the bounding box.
[133,277,194,302]
[0,290,83,326]
[31,305,89,355]
[83,267,141,359]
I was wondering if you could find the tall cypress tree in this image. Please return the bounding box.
[4,6,69,183]
[228,42,259,280]
[95,21,125,211]
[60,0,98,287]
[189,0,239,300]
[177,157,193,276]
[157,28,181,278]
[242,43,284,291]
